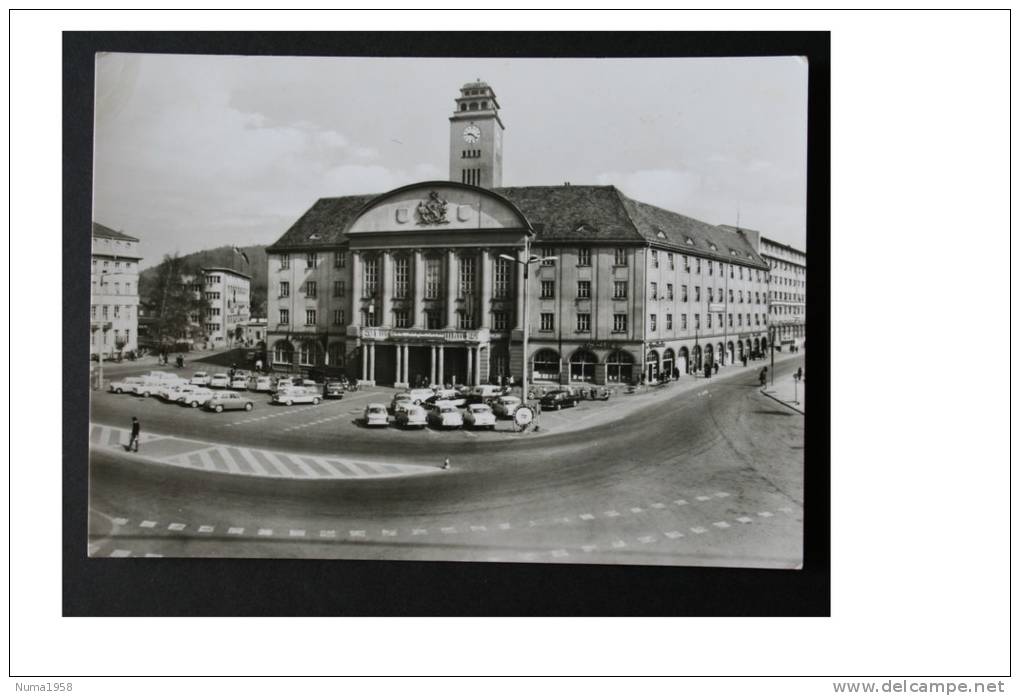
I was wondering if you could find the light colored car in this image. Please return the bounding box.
[230,373,249,390]
[205,391,255,413]
[190,371,211,386]
[155,379,190,400]
[130,380,166,397]
[209,373,231,389]
[428,404,464,429]
[394,404,427,428]
[390,392,413,413]
[406,388,436,405]
[253,375,275,392]
[363,403,390,427]
[179,387,216,409]
[108,376,145,394]
[470,384,504,400]
[492,395,522,418]
[272,386,321,406]
[163,382,198,402]
[463,403,496,429]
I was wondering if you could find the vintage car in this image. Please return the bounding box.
[427,404,464,429]
[394,404,428,429]
[108,376,145,394]
[190,371,211,386]
[390,392,414,413]
[540,390,578,410]
[323,380,346,399]
[209,373,231,389]
[204,391,255,413]
[405,388,436,405]
[253,375,275,392]
[230,372,250,390]
[363,403,390,427]
[463,403,497,429]
[272,386,321,406]
[179,387,216,409]
[492,395,523,418]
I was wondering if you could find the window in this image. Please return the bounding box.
[394,256,409,299]
[683,255,690,272]
[539,280,555,299]
[738,314,742,326]
[90,305,97,319]
[707,314,712,329]
[458,311,474,330]
[729,289,734,303]
[210,307,221,316]
[613,313,628,333]
[614,248,628,266]
[334,251,346,268]
[730,265,734,279]
[739,290,744,303]
[613,281,628,299]
[577,280,591,299]
[426,309,443,330]
[695,313,701,329]
[459,255,476,296]
[333,280,345,298]
[576,313,591,332]
[650,314,657,331]
[650,282,658,300]
[681,285,688,302]
[651,250,659,268]
[577,247,591,266]
[541,248,556,266]
[666,283,674,300]
[279,282,290,298]
[113,282,120,295]
[696,258,702,274]
[102,305,108,319]
[605,350,634,383]
[728,313,733,327]
[305,281,317,299]
[363,256,379,297]
[279,309,289,324]
[125,282,131,294]
[719,261,724,275]
[708,261,713,276]
[494,257,512,298]
[707,287,714,303]
[362,308,378,327]
[668,253,675,270]
[425,257,442,299]
[492,311,508,331]
[540,313,554,331]
[666,314,673,330]
[306,252,319,269]
[305,310,317,325]
[755,314,760,326]
[739,267,744,280]
[532,349,561,380]
[695,286,701,302]
[333,309,345,325]
[681,314,688,330]
[113,305,120,318]
[747,313,751,325]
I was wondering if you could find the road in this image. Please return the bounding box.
[87,356,805,567]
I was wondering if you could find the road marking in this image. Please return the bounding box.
[715,492,730,498]
[228,527,245,535]
[257,528,274,536]
[112,517,128,526]
[237,448,270,476]
[630,507,644,514]
[469,525,487,532]
[650,503,666,509]
[498,523,511,530]
[381,529,397,537]
[167,522,186,531]
[197,449,218,472]
[289,529,306,537]
[664,531,684,539]
[611,540,627,548]
[440,526,457,534]
[581,545,598,553]
[217,447,243,474]
[736,516,753,524]
[349,530,366,538]
[551,549,569,558]
[578,513,595,521]
[197,525,215,533]
[638,535,655,544]
[690,526,707,534]
[674,499,688,506]
[604,510,620,517]
[757,511,773,518]
[695,495,712,501]
[779,506,794,513]
[110,549,131,557]
[713,521,731,529]
[140,520,157,528]
[144,553,164,558]
[412,528,428,535]
[319,530,337,538]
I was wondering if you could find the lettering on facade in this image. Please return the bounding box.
[416,191,450,226]
[580,340,626,352]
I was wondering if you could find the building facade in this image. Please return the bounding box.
[90,222,142,357]
[265,81,772,387]
[759,237,806,351]
[201,267,252,346]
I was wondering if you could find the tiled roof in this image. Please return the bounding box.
[267,185,767,267]
[92,222,139,242]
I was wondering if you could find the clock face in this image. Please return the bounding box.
[462,125,481,143]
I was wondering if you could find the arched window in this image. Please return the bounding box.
[460,103,467,111]
[273,340,294,365]
[469,102,479,110]
[605,350,634,383]
[298,341,323,367]
[327,342,346,367]
[569,349,597,382]
[531,349,560,381]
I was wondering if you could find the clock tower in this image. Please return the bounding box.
[449,79,504,189]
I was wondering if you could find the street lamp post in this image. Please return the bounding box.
[499,225,546,407]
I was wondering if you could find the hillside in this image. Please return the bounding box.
[139,245,268,316]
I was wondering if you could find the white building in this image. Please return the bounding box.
[90,222,142,357]
[201,267,252,347]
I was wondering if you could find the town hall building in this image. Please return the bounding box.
[265,80,772,387]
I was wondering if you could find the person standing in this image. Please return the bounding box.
[127,416,141,452]
[796,366,804,381]
[759,366,768,388]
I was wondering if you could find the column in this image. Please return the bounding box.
[446,249,458,329]
[369,344,376,383]
[477,345,485,386]
[394,343,402,385]
[361,344,368,381]
[480,248,492,329]
[413,249,426,328]
[466,347,474,386]
[351,251,364,325]
[430,345,437,385]
[402,345,410,384]
[514,247,525,330]
[438,346,445,385]
[381,251,393,327]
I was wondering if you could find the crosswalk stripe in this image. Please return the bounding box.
[214,448,242,474]
[197,449,218,472]
[284,454,317,477]
[299,456,333,477]
[235,447,269,476]
[313,459,346,477]
[262,451,298,476]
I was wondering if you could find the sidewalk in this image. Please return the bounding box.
[760,374,806,414]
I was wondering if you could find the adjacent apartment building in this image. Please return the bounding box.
[264,80,772,387]
[90,222,142,357]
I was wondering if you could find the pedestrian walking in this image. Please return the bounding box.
[713,362,719,375]
[704,363,711,379]
[127,416,141,452]
[796,367,803,381]
[759,367,768,388]
[255,358,263,372]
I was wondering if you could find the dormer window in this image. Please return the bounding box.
[709,243,717,251]
[308,233,321,241]
[685,237,694,246]
[656,229,666,239]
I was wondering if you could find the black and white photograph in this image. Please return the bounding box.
[86,52,809,568]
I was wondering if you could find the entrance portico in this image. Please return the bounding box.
[353,326,491,387]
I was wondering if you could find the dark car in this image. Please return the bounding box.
[323,380,346,399]
[540,390,578,410]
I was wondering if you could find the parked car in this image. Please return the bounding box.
[209,373,231,389]
[163,383,199,403]
[190,371,211,386]
[130,380,166,397]
[179,387,216,409]
[253,375,275,392]
[272,386,321,406]
[155,379,190,400]
[463,403,497,429]
[390,392,413,414]
[428,404,464,429]
[394,404,427,428]
[230,372,249,390]
[406,388,436,405]
[205,391,255,413]
[363,403,390,427]
[492,395,522,418]
[470,384,505,400]
[108,377,145,394]
[323,380,346,399]
[423,390,467,409]
[540,390,578,410]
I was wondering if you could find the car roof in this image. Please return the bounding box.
[367,403,387,408]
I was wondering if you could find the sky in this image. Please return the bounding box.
[93,54,808,269]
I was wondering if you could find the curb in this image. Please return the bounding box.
[758,387,805,415]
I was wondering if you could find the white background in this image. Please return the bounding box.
[7,8,1012,691]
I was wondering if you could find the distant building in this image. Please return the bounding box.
[200,267,252,347]
[240,317,268,348]
[91,222,142,357]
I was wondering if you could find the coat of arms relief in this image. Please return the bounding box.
[415,190,450,225]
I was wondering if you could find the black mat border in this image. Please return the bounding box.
[62,29,830,617]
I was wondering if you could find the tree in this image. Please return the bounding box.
[143,253,210,351]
